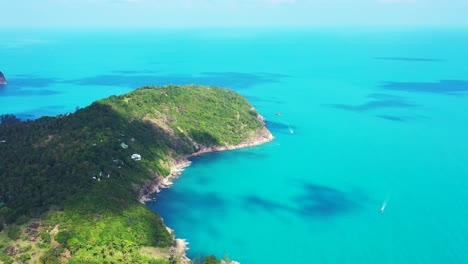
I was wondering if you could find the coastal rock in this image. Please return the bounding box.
[170,239,191,263]
[0,71,7,85]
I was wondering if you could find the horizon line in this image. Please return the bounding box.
[2,25,468,30]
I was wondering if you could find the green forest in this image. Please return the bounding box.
[0,85,268,263]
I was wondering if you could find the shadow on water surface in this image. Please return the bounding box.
[148,189,228,239]
[0,75,62,97]
[112,70,159,75]
[374,57,444,62]
[376,115,407,122]
[148,181,366,257]
[150,181,364,238]
[328,99,417,112]
[367,93,406,100]
[293,183,360,217]
[1,71,289,99]
[9,75,61,88]
[71,71,289,89]
[241,182,363,219]
[15,105,68,120]
[266,120,296,135]
[380,80,468,95]
[242,195,296,214]
[327,92,419,122]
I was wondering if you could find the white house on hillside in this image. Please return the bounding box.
[131,154,141,161]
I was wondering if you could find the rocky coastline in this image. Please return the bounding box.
[0,71,7,85]
[138,126,274,203]
[0,85,273,263]
[138,124,274,263]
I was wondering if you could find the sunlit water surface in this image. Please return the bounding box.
[2,28,468,263]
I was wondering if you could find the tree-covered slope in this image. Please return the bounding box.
[0,85,271,263]
[103,84,266,148]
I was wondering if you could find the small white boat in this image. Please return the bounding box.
[380,201,387,214]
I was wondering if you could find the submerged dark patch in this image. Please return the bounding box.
[240,182,363,219]
[329,99,416,112]
[374,57,444,62]
[376,115,406,122]
[0,75,63,97]
[292,183,360,217]
[265,120,295,135]
[380,80,468,95]
[71,71,289,90]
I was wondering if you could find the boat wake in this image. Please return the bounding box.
[380,200,388,214]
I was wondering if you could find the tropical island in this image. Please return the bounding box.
[0,85,273,264]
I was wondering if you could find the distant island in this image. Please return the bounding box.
[0,71,6,85]
[0,85,273,263]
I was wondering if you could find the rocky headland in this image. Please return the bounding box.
[0,71,7,85]
[0,85,273,263]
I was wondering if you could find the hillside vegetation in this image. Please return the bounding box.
[0,85,270,263]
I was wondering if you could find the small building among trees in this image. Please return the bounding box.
[131,154,141,161]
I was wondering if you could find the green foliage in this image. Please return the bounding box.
[6,225,21,240]
[0,253,14,264]
[0,85,266,263]
[37,242,51,249]
[16,215,29,225]
[54,231,71,245]
[104,85,264,147]
[23,244,32,252]
[39,249,59,264]
[202,255,221,264]
[17,253,31,264]
[41,232,51,243]
[0,207,15,224]
[0,114,20,125]
[148,259,170,264]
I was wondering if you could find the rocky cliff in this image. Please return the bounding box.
[0,71,7,85]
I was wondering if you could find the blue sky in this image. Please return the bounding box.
[1,0,468,28]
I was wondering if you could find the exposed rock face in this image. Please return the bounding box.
[4,245,23,256]
[0,71,6,85]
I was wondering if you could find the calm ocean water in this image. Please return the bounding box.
[2,28,468,263]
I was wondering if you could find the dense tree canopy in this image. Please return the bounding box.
[0,85,266,263]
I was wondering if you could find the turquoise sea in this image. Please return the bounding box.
[2,28,468,263]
